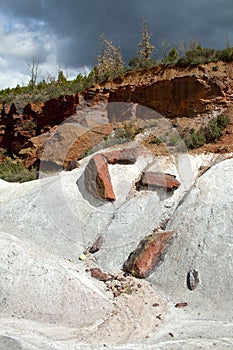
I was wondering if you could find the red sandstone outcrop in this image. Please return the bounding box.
[1,61,233,169]
[65,124,113,164]
[123,231,177,278]
[37,94,79,132]
[0,95,80,158]
[103,61,233,120]
[108,76,226,119]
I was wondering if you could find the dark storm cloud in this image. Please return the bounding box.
[1,0,233,68]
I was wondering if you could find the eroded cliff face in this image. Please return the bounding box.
[1,61,233,169]
[109,76,225,118]
[106,61,233,118]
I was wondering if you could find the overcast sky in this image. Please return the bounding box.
[0,0,233,89]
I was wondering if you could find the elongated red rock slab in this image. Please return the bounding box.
[123,231,177,278]
[101,148,138,165]
[137,172,180,191]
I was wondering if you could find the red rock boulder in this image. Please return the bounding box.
[123,231,177,278]
[136,172,180,191]
[84,154,116,201]
[101,148,138,165]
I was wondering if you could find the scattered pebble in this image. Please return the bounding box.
[79,253,87,261]
[175,302,188,308]
[187,269,199,290]
[152,302,160,307]
[90,268,113,282]
[89,234,105,254]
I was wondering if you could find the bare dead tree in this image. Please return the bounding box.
[137,17,155,62]
[27,56,39,89]
[96,34,124,81]
[225,34,231,48]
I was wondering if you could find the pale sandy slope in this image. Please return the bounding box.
[0,156,233,349]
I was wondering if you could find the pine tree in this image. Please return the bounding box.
[163,47,179,65]
[57,70,67,85]
[96,34,124,82]
[137,17,155,63]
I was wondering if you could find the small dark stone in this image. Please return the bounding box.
[175,302,188,308]
[187,269,199,290]
[90,268,113,282]
[89,234,104,254]
[152,303,160,307]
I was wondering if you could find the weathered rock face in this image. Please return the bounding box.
[37,94,79,132]
[20,123,113,170]
[84,154,116,201]
[123,231,177,278]
[0,232,112,329]
[66,159,79,171]
[18,131,52,169]
[1,101,113,169]
[0,95,80,159]
[108,76,226,118]
[149,158,233,321]
[0,103,32,154]
[136,172,180,191]
[65,124,113,164]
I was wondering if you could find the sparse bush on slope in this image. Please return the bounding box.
[0,158,36,183]
[183,114,230,149]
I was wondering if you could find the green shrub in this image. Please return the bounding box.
[163,48,179,65]
[177,45,217,67]
[216,47,233,62]
[0,70,97,104]
[204,119,222,143]
[0,159,36,183]
[183,114,230,149]
[216,114,230,129]
[184,129,206,149]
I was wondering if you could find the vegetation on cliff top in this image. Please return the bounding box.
[2,17,233,104]
[0,19,232,183]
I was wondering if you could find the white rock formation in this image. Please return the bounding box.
[0,152,233,349]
